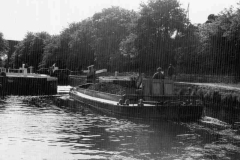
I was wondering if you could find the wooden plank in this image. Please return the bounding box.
[152,80,164,95]
[77,88,122,102]
[164,79,174,95]
[74,91,118,105]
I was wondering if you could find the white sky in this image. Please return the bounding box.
[0,0,239,40]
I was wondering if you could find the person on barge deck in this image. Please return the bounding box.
[152,67,164,79]
[167,64,175,80]
[87,65,96,83]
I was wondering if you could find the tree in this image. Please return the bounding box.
[11,32,50,69]
[206,14,218,23]
[41,35,61,68]
[175,24,202,74]
[6,40,19,68]
[41,20,94,70]
[196,6,239,75]
[134,0,188,72]
[0,32,8,53]
[0,32,9,65]
[175,3,240,77]
[91,6,138,70]
[67,19,94,70]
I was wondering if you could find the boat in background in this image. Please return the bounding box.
[70,77,204,121]
[69,66,108,86]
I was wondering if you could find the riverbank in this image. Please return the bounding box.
[174,82,240,109]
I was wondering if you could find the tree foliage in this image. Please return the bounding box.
[11,32,50,69]
[91,7,138,71]
[8,0,240,78]
[67,19,94,70]
[176,5,240,76]
[41,20,94,70]
[133,0,188,72]
[0,32,9,58]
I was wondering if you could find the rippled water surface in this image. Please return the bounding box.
[0,95,240,160]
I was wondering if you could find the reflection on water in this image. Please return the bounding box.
[0,95,240,160]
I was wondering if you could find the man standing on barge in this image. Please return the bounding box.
[167,64,175,80]
[87,65,96,83]
[152,67,164,79]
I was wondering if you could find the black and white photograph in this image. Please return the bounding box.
[1,0,240,159]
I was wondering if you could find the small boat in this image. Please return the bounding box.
[69,78,203,121]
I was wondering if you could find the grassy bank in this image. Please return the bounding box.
[174,82,240,109]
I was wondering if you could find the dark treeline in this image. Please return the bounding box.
[0,32,9,67]
[1,0,240,77]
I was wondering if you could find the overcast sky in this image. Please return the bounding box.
[0,0,239,40]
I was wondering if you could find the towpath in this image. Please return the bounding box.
[177,82,240,92]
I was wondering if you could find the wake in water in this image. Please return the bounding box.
[1,95,240,160]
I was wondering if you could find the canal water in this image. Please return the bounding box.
[0,95,240,160]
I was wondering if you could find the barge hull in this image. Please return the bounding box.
[70,90,203,121]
